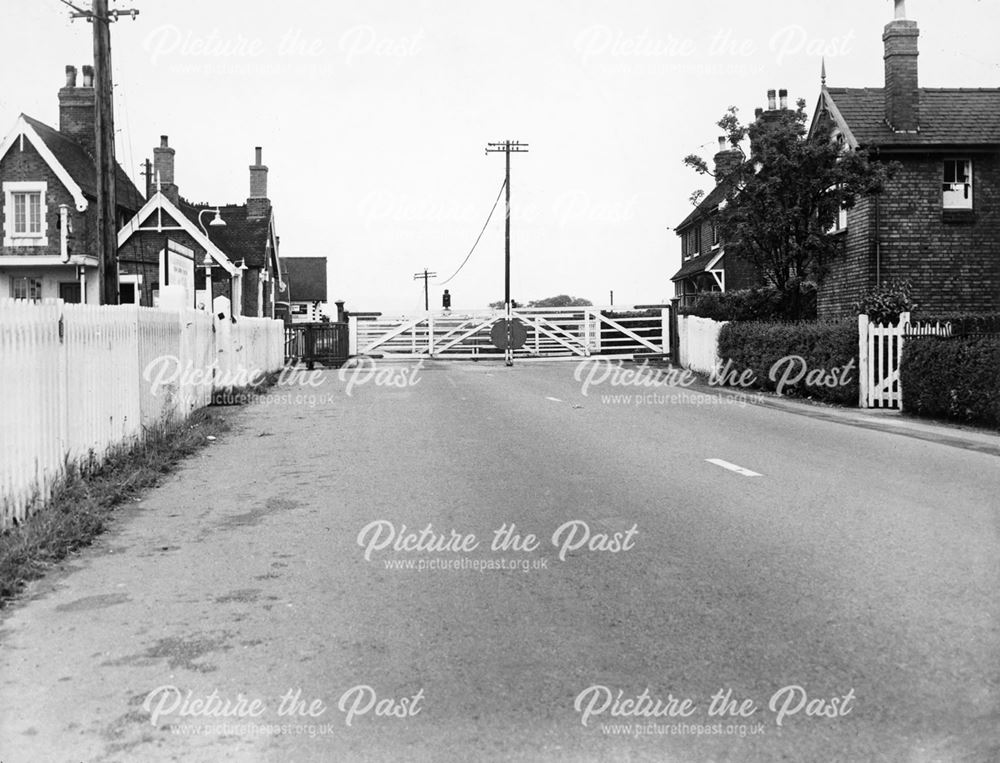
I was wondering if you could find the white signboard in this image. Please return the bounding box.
[159,240,196,308]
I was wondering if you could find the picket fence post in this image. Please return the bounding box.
[858,314,869,408]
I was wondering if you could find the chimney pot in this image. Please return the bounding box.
[58,65,95,155]
[767,89,777,110]
[894,0,907,20]
[713,138,741,184]
[160,135,169,148]
[81,65,94,88]
[779,89,788,109]
[755,107,764,119]
[254,146,262,165]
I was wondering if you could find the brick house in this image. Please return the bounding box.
[0,65,144,303]
[809,0,1000,316]
[280,256,330,323]
[671,137,760,306]
[116,141,284,318]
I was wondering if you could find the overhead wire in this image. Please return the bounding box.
[439,178,506,286]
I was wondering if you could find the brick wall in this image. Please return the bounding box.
[819,151,1000,317]
[817,197,875,317]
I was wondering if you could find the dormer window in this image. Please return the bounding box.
[943,159,972,209]
[3,181,49,247]
[711,221,720,249]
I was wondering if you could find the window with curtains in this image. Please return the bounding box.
[943,159,973,209]
[10,276,43,300]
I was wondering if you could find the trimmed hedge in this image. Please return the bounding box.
[680,283,817,322]
[900,335,1000,427]
[716,321,858,404]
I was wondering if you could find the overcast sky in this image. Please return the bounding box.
[2,0,998,313]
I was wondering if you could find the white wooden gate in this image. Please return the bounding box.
[858,311,951,408]
[350,306,670,360]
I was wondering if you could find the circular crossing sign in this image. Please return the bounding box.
[490,318,527,350]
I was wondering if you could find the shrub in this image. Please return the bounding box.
[900,335,1000,427]
[681,283,816,322]
[716,320,858,404]
[853,279,915,325]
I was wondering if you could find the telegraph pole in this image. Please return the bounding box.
[68,0,139,305]
[485,140,528,366]
[413,269,437,311]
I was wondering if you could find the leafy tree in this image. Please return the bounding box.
[684,100,895,318]
[488,299,521,309]
[488,295,592,309]
[527,294,592,308]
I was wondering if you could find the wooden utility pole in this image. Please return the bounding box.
[68,0,139,305]
[141,158,153,199]
[413,269,437,311]
[485,140,528,365]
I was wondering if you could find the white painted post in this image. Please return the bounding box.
[898,311,909,410]
[583,307,591,356]
[660,308,670,355]
[428,312,435,356]
[348,316,358,356]
[858,314,869,408]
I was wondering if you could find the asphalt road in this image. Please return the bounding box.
[1,359,997,762]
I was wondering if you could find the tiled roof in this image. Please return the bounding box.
[670,250,720,282]
[178,201,272,269]
[825,88,1000,146]
[280,257,328,302]
[21,114,145,211]
[675,180,731,231]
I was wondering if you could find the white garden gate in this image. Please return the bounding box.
[858,312,951,408]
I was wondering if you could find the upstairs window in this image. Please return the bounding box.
[711,221,720,248]
[693,225,702,255]
[3,181,48,247]
[943,159,972,209]
[14,192,42,234]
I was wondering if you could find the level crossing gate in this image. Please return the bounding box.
[349,306,671,360]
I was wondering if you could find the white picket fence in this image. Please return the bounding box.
[676,315,727,375]
[0,299,284,528]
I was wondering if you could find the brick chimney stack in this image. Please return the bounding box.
[883,0,920,132]
[153,136,179,205]
[247,146,270,219]
[713,136,742,184]
[58,64,96,158]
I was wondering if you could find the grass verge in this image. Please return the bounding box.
[0,409,231,608]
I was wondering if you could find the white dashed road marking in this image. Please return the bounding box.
[546,397,564,403]
[706,458,762,477]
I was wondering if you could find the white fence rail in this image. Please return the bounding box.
[676,315,727,375]
[0,299,284,528]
